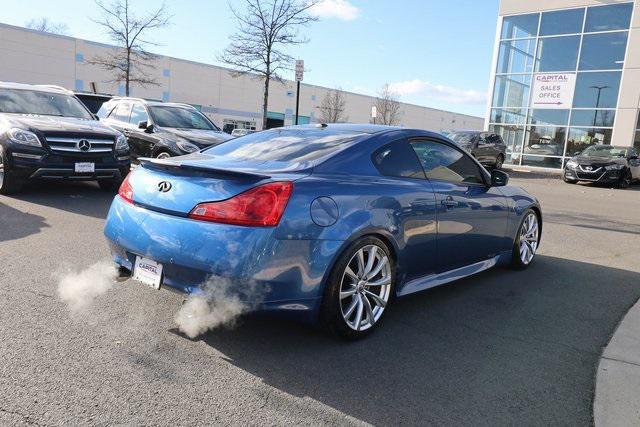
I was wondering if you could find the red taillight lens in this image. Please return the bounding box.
[118,173,134,204]
[188,181,293,227]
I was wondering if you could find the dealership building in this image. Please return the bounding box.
[487,0,640,169]
[0,22,482,133]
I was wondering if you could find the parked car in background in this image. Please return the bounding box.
[104,124,542,339]
[0,82,129,194]
[231,128,257,137]
[448,130,507,169]
[563,145,639,188]
[74,92,112,114]
[98,98,233,161]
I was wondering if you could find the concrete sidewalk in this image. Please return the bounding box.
[594,298,640,426]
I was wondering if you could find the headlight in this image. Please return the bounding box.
[605,164,624,170]
[176,140,199,153]
[565,159,578,169]
[8,128,41,147]
[115,133,128,150]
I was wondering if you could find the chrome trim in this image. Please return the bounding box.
[45,137,114,145]
[578,165,603,173]
[29,168,121,179]
[45,136,114,153]
[48,146,112,153]
[12,152,43,160]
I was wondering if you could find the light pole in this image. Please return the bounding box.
[589,85,609,127]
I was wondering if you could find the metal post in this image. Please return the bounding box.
[295,80,301,125]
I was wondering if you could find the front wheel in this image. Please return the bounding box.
[155,150,172,159]
[0,146,23,195]
[320,237,395,340]
[617,169,632,189]
[511,209,540,270]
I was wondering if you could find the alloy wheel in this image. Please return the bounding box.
[339,244,392,331]
[519,212,539,265]
[156,152,171,159]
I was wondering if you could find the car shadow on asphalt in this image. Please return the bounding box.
[198,255,640,425]
[0,200,49,242]
[4,181,116,220]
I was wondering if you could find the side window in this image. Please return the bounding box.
[110,103,132,122]
[477,133,488,145]
[129,103,149,126]
[410,140,486,185]
[96,102,115,119]
[487,134,501,145]
[372,139,426,179]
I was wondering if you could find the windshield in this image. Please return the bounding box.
[0,89,93,119]
[149,106,218,130]
[203,128,367,163]
[581,145,627,158]
[448,132,477,145]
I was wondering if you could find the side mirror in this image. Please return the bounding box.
[490,169,509,187]
[138,120,148,129]
[139,121,154,133]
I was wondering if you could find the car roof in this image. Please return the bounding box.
[106,97,195,109]
[286,123,403,135]
[0,81,73,95]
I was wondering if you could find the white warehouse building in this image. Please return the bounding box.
[0,22,483,133]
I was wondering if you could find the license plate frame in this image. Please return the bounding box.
[74,162,95,173]
[132,256,163,290]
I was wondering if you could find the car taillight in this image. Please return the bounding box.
[188,181,293,227]
[118,173,134,204]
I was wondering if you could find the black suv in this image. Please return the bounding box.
[448,130,507,169]
[563,144,639,188]
[0,82,130,195]
[98,98,232,161]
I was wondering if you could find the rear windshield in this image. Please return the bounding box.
[203,128,367,163]
[0,89,93,119]
[448,132,477,145]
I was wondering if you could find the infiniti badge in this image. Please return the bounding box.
[157,181,172,192]
[77,139,91,152]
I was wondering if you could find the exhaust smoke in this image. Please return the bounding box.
[56,260,118,313]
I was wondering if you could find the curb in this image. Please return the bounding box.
[594,297,640,426]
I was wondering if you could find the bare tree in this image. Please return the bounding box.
[89,0,171,96]
[220,0,319,130]
[26,18,69,35]
[374,84,402,126]
[318,88,348,123]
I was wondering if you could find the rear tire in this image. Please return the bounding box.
[510,209,540,270]
[98,179,122,192]
[494,154,504,170]
[320,237,395,340]
[0,146,23,195]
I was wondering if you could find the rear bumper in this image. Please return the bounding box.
[103,196,344,316]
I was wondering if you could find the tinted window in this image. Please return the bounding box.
[570,110,615,127]
[410,140,485,185]
[567,128,612,154]
[501,14,539,39]
[490,108,526,124]
[110,102,132,122]
[535,36,580,72]
[0,89,93,119]
[528,109,570,126]
[579,32,628,70]
[149,106,215,130]
[487,134,504,145]
[539,8,584,36]
[585,3,633,33]
[573,72,621,108]
[129,103,149,125]
[372,140,425,179]
[497,39,536,73]
[203,128,367,163]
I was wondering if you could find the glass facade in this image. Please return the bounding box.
[489,3,632,168]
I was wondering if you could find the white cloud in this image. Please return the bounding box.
[310,0,360,21]
[387,79,487,105]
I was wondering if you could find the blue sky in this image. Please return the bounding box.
[1,0,500,117]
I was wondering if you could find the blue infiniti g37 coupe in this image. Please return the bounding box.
[104,124,542,339]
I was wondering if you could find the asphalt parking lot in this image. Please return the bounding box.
[1,175,639,426]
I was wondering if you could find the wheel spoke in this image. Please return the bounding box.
[340,286,357,300]
[344,266,359,282]
[362,246,377,279]
[354,295,364,330]
[356,249,365,277]
[344,297,358,318]
[367,276,391,287]
[363,289,386,308]
[365,256,388,280]
[362,294,376,326]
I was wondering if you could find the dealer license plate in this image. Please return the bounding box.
[133,256,163,290]
[74,162,95,173]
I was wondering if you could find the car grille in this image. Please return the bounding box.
[45,136,115,154]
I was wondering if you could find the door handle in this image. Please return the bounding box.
[441,196,457,208]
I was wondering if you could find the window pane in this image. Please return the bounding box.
[111,103,131,122]
[585,3,633,33]
[528,109,570,126]
[566,127,612,155]
[579,32,628,70]
[573,72,621,108]
[489,124,524,164]
[535,36,580,72]
[540,8,584,36]
[524,126,566,156]
[570,110,616,127]
[490,108,526,124]
[521,155,563,169]
[497,39,536,73]
[636,111,640,129]
[634,131,640,150]
[492,75,532,107]
[410,141,484,184]
[372,140,426,179]
[129,104,148,125]
[501,14,539,39]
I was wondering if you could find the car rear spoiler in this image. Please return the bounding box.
[138,157,271,180]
